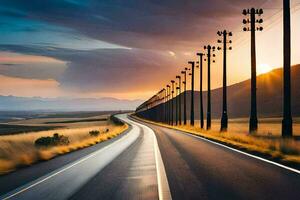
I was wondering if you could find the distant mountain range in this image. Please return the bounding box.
[0,96,143,111]
[179,64,300,119]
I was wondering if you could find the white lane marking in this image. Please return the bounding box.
[171,128,300,175]
[2,115,139,200]
[129,118,172,200]
[153,130,173,200]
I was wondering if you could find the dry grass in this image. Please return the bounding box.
[133,116,300,165]
[0,123,128,174]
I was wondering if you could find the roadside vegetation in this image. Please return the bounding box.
[132,115,300,167]
[0,115,128,175]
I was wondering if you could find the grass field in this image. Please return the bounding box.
[44,118,107,124]
[0,112,110,135]
[0,112,128,175]
[0,124,61,135]
[194,118,300,137]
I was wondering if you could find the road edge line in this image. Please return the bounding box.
[153,133,172,200]
[150,127,172,200]
[185,132,300,175]
[127,117,172,200]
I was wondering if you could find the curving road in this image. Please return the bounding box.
[0,115,171,200]
[0,114,300,200]
[138,119,300,200]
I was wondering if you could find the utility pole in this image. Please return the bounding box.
[167,85,171,125]
[171,80,175,126]
[243,8,263,133]
[217,30,233,132]
[204,45,216,130]
[176,86,180,125]
[282,0,293,137]
[175,83,178,126]
[162,88,166,123]
[159,90,163,122]
[197,53,204,129]
[176,75,182,125]
[188,61,195,126]
[181,68,188,125]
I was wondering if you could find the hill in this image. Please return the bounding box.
[181,64,300,119]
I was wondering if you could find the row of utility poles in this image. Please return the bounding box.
[135,0,293,137]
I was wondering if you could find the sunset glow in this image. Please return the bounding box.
[257,63,273,75]
[0,0,299,101]
[0,1,299,196]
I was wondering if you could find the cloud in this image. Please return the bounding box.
[0,62,67,80]
[0,74,63,97]
[0,51,67,79]
[58,48,182,92]
[0,0,273,51]
[0,45,183,93]
[0,0,288,101]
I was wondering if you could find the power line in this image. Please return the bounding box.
[233,3,300,51]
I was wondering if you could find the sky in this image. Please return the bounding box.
[0,0,299,100]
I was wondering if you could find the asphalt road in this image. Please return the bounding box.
[0,115,170,200]
[1,115,300,200]
[142,121,300,200]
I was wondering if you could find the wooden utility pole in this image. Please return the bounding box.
[188,61,195,126]
[171,80,175,125]
[167,85,171,125]
[181,68,188,125]
[197,53,204,129]
[217,30,233,131]
[282,0,293,137]
[243,8,263,133]
[176,86,180,125]
[204,45,216,130]
[176,75,182,125]
[163,88,167,123]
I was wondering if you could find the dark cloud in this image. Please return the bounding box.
[0,0,284,97]
[0,45,181,92]
[0,0,272,50]
[59,48,181,92]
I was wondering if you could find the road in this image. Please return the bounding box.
[140,120,300,200]
[0,114,170,200]
[0,114,300,200]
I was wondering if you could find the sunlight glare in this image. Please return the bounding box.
[257,64,273,75]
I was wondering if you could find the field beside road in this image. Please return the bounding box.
[206,117,300,137]
[0,112,128,175]
[0,111,121,135]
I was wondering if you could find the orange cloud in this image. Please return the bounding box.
[0,75,153,100]
[0,52,65,64]
[0,75,63,97]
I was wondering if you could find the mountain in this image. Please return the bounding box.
[182,64,300,119]
[0,96,143,111]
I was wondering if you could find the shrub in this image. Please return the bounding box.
[279,140,299,155]
[35,133,69,147]
[109,115,124,126]
[89,130,100,137]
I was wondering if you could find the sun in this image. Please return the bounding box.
[257,64,273,75]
